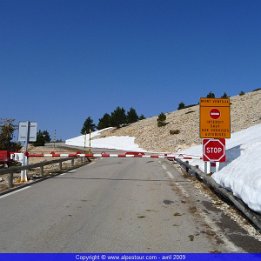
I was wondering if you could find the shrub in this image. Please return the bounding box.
[239,91,245,96]
[170,129,180,135]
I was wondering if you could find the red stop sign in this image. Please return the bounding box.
[203,139,226,162]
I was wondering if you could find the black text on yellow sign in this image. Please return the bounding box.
[200,98,231,139]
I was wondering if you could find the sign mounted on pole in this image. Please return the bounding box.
[200,98,231,139]
[18,121,37,142]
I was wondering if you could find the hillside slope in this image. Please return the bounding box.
[100,90,261,152]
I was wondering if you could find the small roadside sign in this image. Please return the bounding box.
[18,121,37,142]
[203,138,226,162]
[200,98,231,139]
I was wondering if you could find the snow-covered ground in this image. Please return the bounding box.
[181,123,261,213]
[65,128,146,152]
[66,124,261,213]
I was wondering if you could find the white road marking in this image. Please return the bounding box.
[166,171,174,180]
[88,162,96,166]
[175,183,190,198]
[0,186,31,199]
[162,165,167,170]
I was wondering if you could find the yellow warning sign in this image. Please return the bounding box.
[200,98,231,138]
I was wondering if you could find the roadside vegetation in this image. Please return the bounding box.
[81,107,145,133]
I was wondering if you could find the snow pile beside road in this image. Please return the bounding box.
[181,123,261,213]
[65,128,146,152]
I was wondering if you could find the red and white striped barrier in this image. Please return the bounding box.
[22,152,202,160]
[27,152,174,159]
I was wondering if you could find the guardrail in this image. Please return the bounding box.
[174,158,261,232]
[0,157,90,189]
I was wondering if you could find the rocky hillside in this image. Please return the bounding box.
[100,89,261,152]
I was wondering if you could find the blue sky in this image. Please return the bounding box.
[1,0,260,140]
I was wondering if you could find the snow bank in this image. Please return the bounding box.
[65,128,146,152]
[181,123,261,213]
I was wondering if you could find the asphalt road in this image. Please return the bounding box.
[0,158,260,252]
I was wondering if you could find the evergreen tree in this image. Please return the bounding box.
[239,91,245,96]
[42,130,51,142]
[178,102,186,110]
[33,131,46,146]
[207,91,215,98]
[221,92,229,98]
[157,113,167,127]
[81,117,96,134]
[139,114,146,120]
[127,107,139,124]
[110,107,127,128]
[97,113,111,130]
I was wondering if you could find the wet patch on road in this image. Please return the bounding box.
[146,209,158,213]
[216,213,261,252]
[188,235,194,241]
[173,212,183,217]
[163,200,175,205]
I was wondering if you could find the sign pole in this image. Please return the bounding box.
[84,131,87,151]
[18,121,37,182]
[21,121,29,182]
[53,129,56,148]
[89,129,92,153]
[204,161,211,174]
[216,162,220,172]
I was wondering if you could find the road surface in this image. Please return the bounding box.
[0,158,260,252]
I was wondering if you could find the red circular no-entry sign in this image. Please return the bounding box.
[210,109,221,119]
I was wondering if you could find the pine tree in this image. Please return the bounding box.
[178,102,186,110]
[207,91,215,98]
[127,108,139,124]
[42,130,51,142]
[221,92,229,98]
[110,107,127,128]
[33,131,46,146]
[139,114,146,120]
[81,117,96,134]
[157,113,167,127]
[97,113,111,130]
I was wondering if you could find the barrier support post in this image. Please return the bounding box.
[20,153,28,182]
[8,172,14,188]
[40,165,44,176]
[216,162,220,172]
